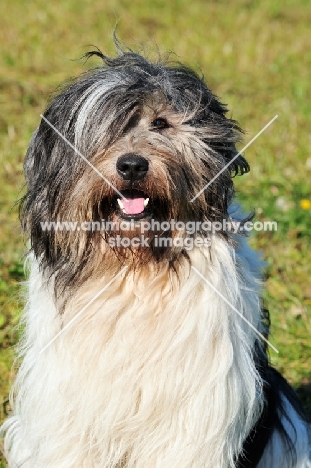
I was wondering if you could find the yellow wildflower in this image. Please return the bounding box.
[299,199,311,210]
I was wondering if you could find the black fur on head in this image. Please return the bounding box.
[21,45,250,299]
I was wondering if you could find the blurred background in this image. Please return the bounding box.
[0,0,310,463]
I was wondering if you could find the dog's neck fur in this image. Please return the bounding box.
[8,234,265,467]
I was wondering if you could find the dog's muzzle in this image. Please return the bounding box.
[116,154,151,219]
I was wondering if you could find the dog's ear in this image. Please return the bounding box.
[24,131,37,187]
[228,147,250,176]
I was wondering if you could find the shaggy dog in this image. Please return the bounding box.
[1,46,310,467]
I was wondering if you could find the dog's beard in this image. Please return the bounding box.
[23,133,237,306]
[70,153,229,270]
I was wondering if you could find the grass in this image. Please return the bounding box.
[0,0,310,464]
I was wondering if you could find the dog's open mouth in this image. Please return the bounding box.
[116,190,151,220]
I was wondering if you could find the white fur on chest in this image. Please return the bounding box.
[4,237,265,467]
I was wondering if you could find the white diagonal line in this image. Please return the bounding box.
[191,266,279,353]
[40,114,126,200]
[39,266,128,354]
[190,115,278,202]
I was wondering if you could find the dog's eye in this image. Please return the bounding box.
[151,118,170,131]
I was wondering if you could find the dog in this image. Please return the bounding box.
[1,45,310,467]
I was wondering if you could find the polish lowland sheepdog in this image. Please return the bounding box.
[1,46,310,467]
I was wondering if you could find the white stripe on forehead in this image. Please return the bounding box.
[74,77,122,149]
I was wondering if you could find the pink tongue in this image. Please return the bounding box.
[123,197,145,214]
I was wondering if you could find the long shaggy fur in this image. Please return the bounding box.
[1,46,310,467]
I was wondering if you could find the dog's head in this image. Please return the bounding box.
[22,49,249,296]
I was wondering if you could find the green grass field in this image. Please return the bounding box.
[0,0,310,464]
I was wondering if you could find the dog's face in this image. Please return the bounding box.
[22,50,249,297]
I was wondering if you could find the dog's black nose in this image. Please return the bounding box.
[116,154,149,181]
